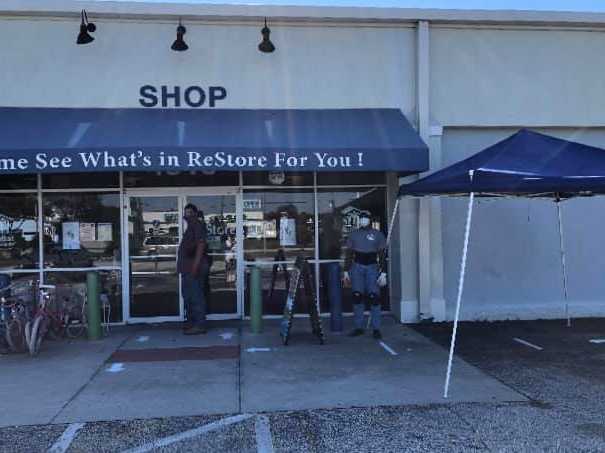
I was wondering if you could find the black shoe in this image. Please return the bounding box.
[348,328,364,337]
[373,330,383,340]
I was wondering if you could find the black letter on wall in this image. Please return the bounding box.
[161,86,181,107]
[184,86,206,107]
[209,86,227,107]
[139,85,158,107]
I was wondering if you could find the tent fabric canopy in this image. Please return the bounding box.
[0,107,428,174]
[398,129,605,198]
[392,128,605,397]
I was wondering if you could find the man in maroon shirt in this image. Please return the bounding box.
[178,203,208,335]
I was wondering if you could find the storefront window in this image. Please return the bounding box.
[187,195,238,315]
[243,190,315,263]
[0,194,39,270]
[243,189,315,315]
[317,187,389,312]
[42,193,121,268]
[0,174,37,190]
[128,196,179,319]
[45,271,122,323]
[0,273,38,307]
[317,172,385,186]
[43,172,119,189]
[124,171,238,187]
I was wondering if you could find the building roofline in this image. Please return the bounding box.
[2,0,605,27]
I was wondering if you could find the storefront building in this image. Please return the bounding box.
[2,2,605,323]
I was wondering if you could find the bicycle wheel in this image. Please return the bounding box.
[28,315,45,356]
[65,315,87,339]
[6,318,26,353]
[24,320,32,349]
[46,316,65,340]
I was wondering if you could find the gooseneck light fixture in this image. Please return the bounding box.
[258,18,276,53]
[171,20,189,51]
[76,9,96,45]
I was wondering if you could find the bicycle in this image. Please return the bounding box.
[0,280,34,353]
[60,285,88,339]
[25,283,88,356]
[25,284,57,356]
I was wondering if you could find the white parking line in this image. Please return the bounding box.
[379,341,398,356]
[589,339,605,344]
[122,414,254,453]
[107,363,125,373]
[513,337,543,351]
[246,347,272,353]
[220,332,234,340]
[48,423,85,453]
[255,415,275,453]
[136,336,150,343]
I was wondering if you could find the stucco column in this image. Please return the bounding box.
[418,127,446,321]
[398,176,420,322]
[415,20,446,322]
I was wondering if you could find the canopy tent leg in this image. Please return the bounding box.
[556,201,571,328]
[385,198,400,246]
[444,191,475,398]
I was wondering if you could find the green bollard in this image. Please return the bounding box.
[250,266,263,334]
[86,271,102,341]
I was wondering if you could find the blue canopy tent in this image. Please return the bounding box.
[399,129,605,197]
[397,129,605,398]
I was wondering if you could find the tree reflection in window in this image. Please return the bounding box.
[43,193,121,268]
[0,194,38,269]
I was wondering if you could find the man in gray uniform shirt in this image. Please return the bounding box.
[343,212,387,339]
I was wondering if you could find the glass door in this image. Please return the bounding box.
[127,196,182,321]
[186,195,239,317]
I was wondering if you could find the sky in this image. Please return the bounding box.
[100,0,605,13]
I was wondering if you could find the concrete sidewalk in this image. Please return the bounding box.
[0,318,524,427]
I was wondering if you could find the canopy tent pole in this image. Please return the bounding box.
[385,198,400,247]
[444,186,475,398]
[556,200,571,328]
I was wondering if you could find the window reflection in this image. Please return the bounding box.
[243,190,315,315]
[318,188,387,261]
[43,193,121,268]
[45,271,122,323]
[317,187,388,312]
[128,196,179,318]
[187,195,238,315]
[243,190,315,263]
[0,194,39,269]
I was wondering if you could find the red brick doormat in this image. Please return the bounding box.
[107,346,239,363]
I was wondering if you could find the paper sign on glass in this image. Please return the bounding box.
[279,218,296,246]
[62,222,81,250]
[97,223,113,241]
[80,223,95,242]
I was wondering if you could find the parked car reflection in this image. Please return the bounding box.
[142,235,179,256]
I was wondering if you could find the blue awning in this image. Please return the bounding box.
[0,107,428,174]
[398,129,605,198]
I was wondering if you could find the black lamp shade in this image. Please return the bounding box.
[171,24,188,51]
[77,24,95,44]
[76,10,95,45]
[258,20,276,53]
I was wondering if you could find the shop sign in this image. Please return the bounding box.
[139,85,227,108]
[243,199,261,210]
[0,150,367,173]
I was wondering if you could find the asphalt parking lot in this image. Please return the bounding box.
[2,318,605,452]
